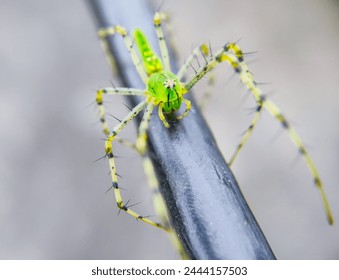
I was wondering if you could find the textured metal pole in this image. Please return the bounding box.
[87,0,276,260]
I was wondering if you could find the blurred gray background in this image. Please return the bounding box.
[0,0,338,259]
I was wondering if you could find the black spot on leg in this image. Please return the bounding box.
[281,119,289,129]
[234,67,241,73]
[112,182,119,189]
[314,177,321,186]
[277,114,289,129]
[299,147,306,155]
[120,204,128,211]
[259,95,266,103]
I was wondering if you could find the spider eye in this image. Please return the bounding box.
[163,79,176,89]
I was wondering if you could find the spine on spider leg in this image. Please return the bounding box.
[88,0,276,260]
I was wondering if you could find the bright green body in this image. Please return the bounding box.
[134,29,187,113]
[134,29,163,75]
[147,71,185,113]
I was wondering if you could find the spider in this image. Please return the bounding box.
[95,12,333,231]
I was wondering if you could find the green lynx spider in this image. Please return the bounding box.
[96,12,333,229]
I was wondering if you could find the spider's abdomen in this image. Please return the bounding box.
[134,29,162,75]
[147,71,187,113]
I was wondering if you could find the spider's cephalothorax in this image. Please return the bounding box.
[147,71,187,113]
[96,11,333,234]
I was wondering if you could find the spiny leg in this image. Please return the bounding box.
[96,87,145,136]
[222,44,333,224]
[155,12,181,62]
[136,103,188,254]
[104,100,167,229]
[184,44,334,224]
[177,44,209,81]
[95,88,178,233]
[136,103,170,226]
[154,12,171,72]
[263,99,333,224]
[98,26,148,83]
[229,102,263,166]
[220,44,267,163]
[142,155,188,258]
[177,44,216,110]
[136,102,155,154]
[132,102,188,256]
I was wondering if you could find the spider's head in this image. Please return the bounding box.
[147,71,187,113]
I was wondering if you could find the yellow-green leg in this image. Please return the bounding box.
[157,103,170,128]
[135,102,188,256]
[98,25,148,83]
[96,87,145,136]
[229,103,263,167]
[177,44,209,81]
[103,100,168,229]
[135,102,171,228]
[184,43,333,224]
[154,12,171,72]
[176,44,216,110]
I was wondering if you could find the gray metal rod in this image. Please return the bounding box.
[87,0,276,260]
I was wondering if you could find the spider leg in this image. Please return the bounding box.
[98,26,148,83]
[136,102,155,154]
[96,87,145,136]
[114,136,137,150]
[157,102,170,128]
[262,99,333,224]
[154,12,171,72]
[228,103,262,167]
[135,102,188,255]
[177,44,209,81]
[184,43,333,224]
[103,100,167,229]
[135,103,170,225]
[176,44,216,110]
[142,154,188,258]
